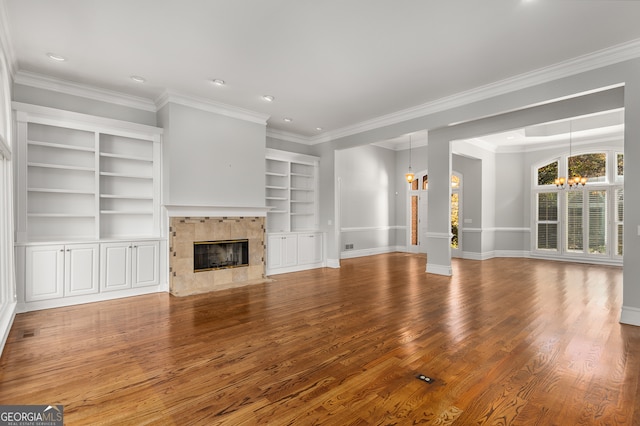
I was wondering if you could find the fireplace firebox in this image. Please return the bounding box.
[194,239,249,272]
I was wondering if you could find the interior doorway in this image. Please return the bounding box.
[451,172,462,258]
[408,172,428,253]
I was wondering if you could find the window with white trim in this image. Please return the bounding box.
[533,150,623,261]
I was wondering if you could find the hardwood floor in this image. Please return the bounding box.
[1,253,639,425]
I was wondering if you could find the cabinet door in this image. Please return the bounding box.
[132,241,159,288]
[100,242,131,292]
[267,235,284,269]
[282,235,298,267]
[298,233,322,265]
[65,243,99,296]
[267,234,298,269]
[25,245,64,301]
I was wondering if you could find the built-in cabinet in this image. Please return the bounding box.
[266,231,324,274]
[14,103,164,311]
[101,240,159,292]
[25,243,99,302]
[265,149,324,274]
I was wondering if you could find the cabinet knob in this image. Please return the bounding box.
[60,249,64,252]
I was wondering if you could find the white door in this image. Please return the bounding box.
[26,245,64,301]
[132,241,159,288]
[101,242,131,292]
[65,243,99,296]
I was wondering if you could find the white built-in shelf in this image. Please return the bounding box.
[100,171,152,179]
[28,140,95,152]
[28,162,95,172]
[100,194,153,200]
[265,149,319,233]
[100,210,152,215]
[28,187,95,195]
[99,152,152,162]
[15,102,162,244]
[27,213,95,218]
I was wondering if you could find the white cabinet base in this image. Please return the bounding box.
[17,239,164,313]
[266,232,324,275]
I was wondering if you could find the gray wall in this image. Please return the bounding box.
[157,102,266,207]
[336,144,398,255]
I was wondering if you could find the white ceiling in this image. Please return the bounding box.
[2,0,640,141]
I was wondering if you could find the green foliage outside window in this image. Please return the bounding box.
[569,153,606,180]
[537,161,558,185]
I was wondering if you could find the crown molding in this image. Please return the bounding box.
[266,128,315,145]
[0,1,16,76]
[156,90,269,125]
[315,38,640,144]
[13,70,156,112]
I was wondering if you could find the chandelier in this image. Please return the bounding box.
[555,121,587,189]
[405,134,415,183]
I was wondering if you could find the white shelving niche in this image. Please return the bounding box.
[14,102,164,312]
[265,149,323,274]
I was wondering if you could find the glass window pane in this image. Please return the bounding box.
[422,175,428,190]
[451,175,460,188]
[618,153,624,177]
[411,178,418,190]
[616,188,623,256]
[538,224,558,250]
[588,190,607,254]
[569,153,607,183]
[537,161,558,185]
[451,193,459,249]
[567,191,583,252]
[410,195,418,246]
[538,192,557,221]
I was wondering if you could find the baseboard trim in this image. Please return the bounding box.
[426,263,452,276]
[620,306,640,327]
[0,301,17,357]
[340,246,401,259]
[326,258,340,269]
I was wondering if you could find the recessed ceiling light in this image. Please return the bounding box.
[262,95,274,102]
[46,53,66,62]
[283,117,293,123]
[316,127,323,131]
[212,79,225,86]
[130,75,146,83]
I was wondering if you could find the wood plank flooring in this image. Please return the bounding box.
[1,253,639,425]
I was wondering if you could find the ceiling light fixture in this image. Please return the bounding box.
[283,117,293,123]
[130,75,146,83]
[212,79,225,86]
[316,127,323,131]
[46,53,66,62]
[555,121,587,189]
[262,95,274,102]
[405,134,415,183]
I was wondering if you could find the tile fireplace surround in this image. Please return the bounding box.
[169,216,269,296]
